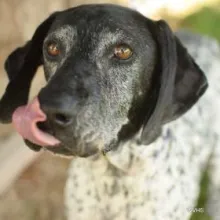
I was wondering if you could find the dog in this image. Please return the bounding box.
[0,4,220,220]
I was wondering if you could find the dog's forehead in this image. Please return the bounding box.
[48,5,148,37]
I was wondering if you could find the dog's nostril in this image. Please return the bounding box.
[39,100,73,127]
[54,113,72,125]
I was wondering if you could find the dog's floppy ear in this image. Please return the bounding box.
[0,12,58,123]
[4,41,32,81]
[141,20,208,145]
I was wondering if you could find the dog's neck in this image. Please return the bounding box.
[101,131,146,174]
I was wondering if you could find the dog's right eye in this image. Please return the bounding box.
[114,44,133,60]
[47,42,61,57]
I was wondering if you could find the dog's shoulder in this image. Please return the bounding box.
[176,30,220,133]
[176,30,220,78]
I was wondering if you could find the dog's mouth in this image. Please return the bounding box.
[12,97,100,157]
[24,139,76,156]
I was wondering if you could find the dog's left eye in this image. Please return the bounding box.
[114,44,133,60]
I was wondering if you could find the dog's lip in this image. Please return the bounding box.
[25,139,99,157]
[24,139,74,155]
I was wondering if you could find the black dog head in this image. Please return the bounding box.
[0,4,208,157]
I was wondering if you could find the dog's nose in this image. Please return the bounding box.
[38,93,74,127]
[38,73,89,127]
[40,103,74,127]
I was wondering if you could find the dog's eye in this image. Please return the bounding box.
[114,44,132,60]
[47,42,60,56]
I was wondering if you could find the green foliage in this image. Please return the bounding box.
[190,170,212,220]
[181,7,220,41]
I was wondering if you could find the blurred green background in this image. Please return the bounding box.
[180,5,220,41]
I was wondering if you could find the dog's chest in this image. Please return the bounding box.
[65,103,217,220]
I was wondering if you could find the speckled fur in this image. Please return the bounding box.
[65,32,220,220]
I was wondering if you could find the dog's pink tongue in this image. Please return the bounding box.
[12,97,60,147]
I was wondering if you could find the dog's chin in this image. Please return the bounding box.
[24,139,100,157]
